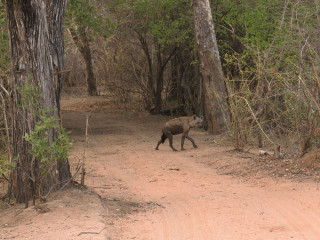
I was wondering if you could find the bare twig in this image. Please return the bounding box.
[54,69,71,75]
[81,112,92,186]
[41,156,83,200]
[241,97,276,146]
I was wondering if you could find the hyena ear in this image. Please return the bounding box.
[192,115,196,120]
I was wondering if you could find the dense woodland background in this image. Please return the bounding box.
[0,0,320,204]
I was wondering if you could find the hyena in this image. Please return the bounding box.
[155,115,203,151]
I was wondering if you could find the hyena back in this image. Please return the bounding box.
[155,115,203,151]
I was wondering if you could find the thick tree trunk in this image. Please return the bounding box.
[69,27,98,96]
[5,0,71,205]
[191,0,230,134]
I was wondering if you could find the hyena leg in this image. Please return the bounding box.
[186,134,198,148]
[155,140,162,150]
[168,135,178,151]
[181,134,186,150]
[163,130,177,151]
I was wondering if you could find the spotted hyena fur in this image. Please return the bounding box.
[155,115,203,151]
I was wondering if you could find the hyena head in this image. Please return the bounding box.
[189,115,204,128]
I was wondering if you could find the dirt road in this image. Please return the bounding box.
[1,97,320,240]
[62,98,320,240]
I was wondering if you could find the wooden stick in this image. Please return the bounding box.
[81,112,92,186]
[54,69,71,75]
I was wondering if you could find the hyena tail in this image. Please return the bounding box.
[161,133,167,143]
[155,133,168,150]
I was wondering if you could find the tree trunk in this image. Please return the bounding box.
[136,30,178,114]
[68,27,98,96]
[154,71,164,113]
[79,27,98,96]
[191,0,230,134]
[170,53,185,107]
[154,47,177,113]
[5,0,71,205]
[135,32,157,111]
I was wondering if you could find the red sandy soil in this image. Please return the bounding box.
[1,96,320,240]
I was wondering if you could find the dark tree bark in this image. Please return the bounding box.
[69,27,98,96]
[5,0,71,205]
[191,0,230,133]
[154,47,177,113]
[135,30,177,113]
[135,32,155,110]
[170,53,185,107]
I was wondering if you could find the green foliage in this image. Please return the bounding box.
[20,81,72,174]
[0,2,10,72]
[106,0,199,113]
[18,78,41,110]
[220,0,320,153]
[0,3,10,177]
[239,0,282,49]
[0,154,15,176]
[66,0,115,38]
[127,0,194,49]
[24,114,72,172]
[212,0,283,51]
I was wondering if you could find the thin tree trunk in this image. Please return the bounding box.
[5,0,71,205]
[191,0,230,134]
[170,53,185,107]
[135,31,157,110]
[136,30,178,113]
[155,71,164,113]
[154,47,177,113]
[79,27,98,96]
[68,27,98,96]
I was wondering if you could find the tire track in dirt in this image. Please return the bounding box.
[157,198,215,240]
[262,195,320,240]
[159,204,188,240]
[183,199,214,240]
[116,143,217,240]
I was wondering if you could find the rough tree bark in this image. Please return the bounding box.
[5,0,71,205]
[68,26,98,96]
[191,0,230,133]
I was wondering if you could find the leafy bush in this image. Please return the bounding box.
[24,113,72,174]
